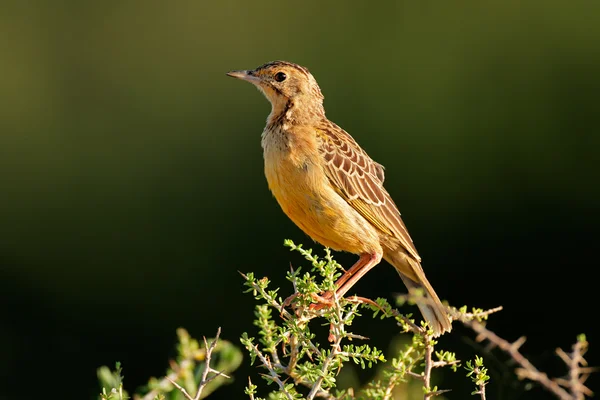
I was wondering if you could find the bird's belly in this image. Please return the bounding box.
[264,157,380,254]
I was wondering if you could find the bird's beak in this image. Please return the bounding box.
[226,70,261,84]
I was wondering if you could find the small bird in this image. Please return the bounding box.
[227,61,452,336]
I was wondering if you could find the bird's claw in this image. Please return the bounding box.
[309,291,335,310]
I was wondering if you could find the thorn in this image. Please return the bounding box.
[512,336,527,351]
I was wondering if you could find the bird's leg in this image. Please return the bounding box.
[334,253,373,288]
[311,252,382,309]
[335,252,382,298]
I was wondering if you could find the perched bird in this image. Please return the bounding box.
[227,61,452,336]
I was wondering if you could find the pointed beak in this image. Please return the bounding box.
[226,70,248,79]
[226,69,261,84]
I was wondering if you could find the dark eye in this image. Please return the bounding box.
[274,72,287,82]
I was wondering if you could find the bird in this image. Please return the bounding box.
[226,61,452,336]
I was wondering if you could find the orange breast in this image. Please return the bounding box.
[262,129,381,254]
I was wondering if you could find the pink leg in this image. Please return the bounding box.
[311,252,382,308]
[334,252,382,298]
[333,253,373,289]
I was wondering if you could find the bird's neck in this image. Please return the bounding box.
[267,99,325,129]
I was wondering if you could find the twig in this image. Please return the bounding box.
[247,377,256,400]
[419,333,452,399]
[382,345,419,400]
[423,333,434,398]
[140,365,184,400]
[168,327,230,400]
[242,271,321,356]
[307,292,345,400]
[432,360,461,368]
[382,328,450,399]
[462,320,574,400]
[472,365,487,400]
[284,373,335,399]
[467,357,489,400]
[451,306,503,321]
[269,348,335,399]
[252,344,295,400]
[555,337,596,400]
[394,310,424,334]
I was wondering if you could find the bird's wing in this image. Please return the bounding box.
[316,124,421,262]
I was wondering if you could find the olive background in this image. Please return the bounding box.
[1,1,599,399]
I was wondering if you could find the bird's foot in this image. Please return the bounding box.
[345,295,385,312]
[309,292,384,313]
[280,293,302,318]
[282,293,299,308]
[309,291,335,310]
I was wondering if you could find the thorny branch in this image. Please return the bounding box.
[241,271,337,399]
[472,365,487,400]
[555,338,596,400]
[243,261,498,400]
[252,344,295,400]
[402,330,452,399]
[461,318,595,400]
[167,327,230,400]
[418,333,433,398]
[240,242,596,400]
[382,345,418,400]
[306,293,344,399]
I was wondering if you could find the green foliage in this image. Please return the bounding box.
[465,356,490,397]
[98,241,595,400]
[239,240,472,399]
[98,362,128,400]
[98,328,243,400]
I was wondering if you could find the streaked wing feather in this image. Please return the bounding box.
[317,124,421,262]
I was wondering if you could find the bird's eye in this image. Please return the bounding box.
[274,72,287,82]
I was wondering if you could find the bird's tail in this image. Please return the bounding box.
[384,252,452,337]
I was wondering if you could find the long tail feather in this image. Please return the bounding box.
[384,251,452,337]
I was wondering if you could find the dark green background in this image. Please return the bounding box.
[1,1,598,399]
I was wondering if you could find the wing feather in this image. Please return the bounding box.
[317,123,421,262]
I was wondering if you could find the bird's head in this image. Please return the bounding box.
[227,61,325,124]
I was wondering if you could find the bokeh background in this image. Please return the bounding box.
[1,1,598,399]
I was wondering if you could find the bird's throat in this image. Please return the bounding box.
[267,98,294,128]
[267,99,325,129]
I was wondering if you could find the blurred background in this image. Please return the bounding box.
[1,1,598,399]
